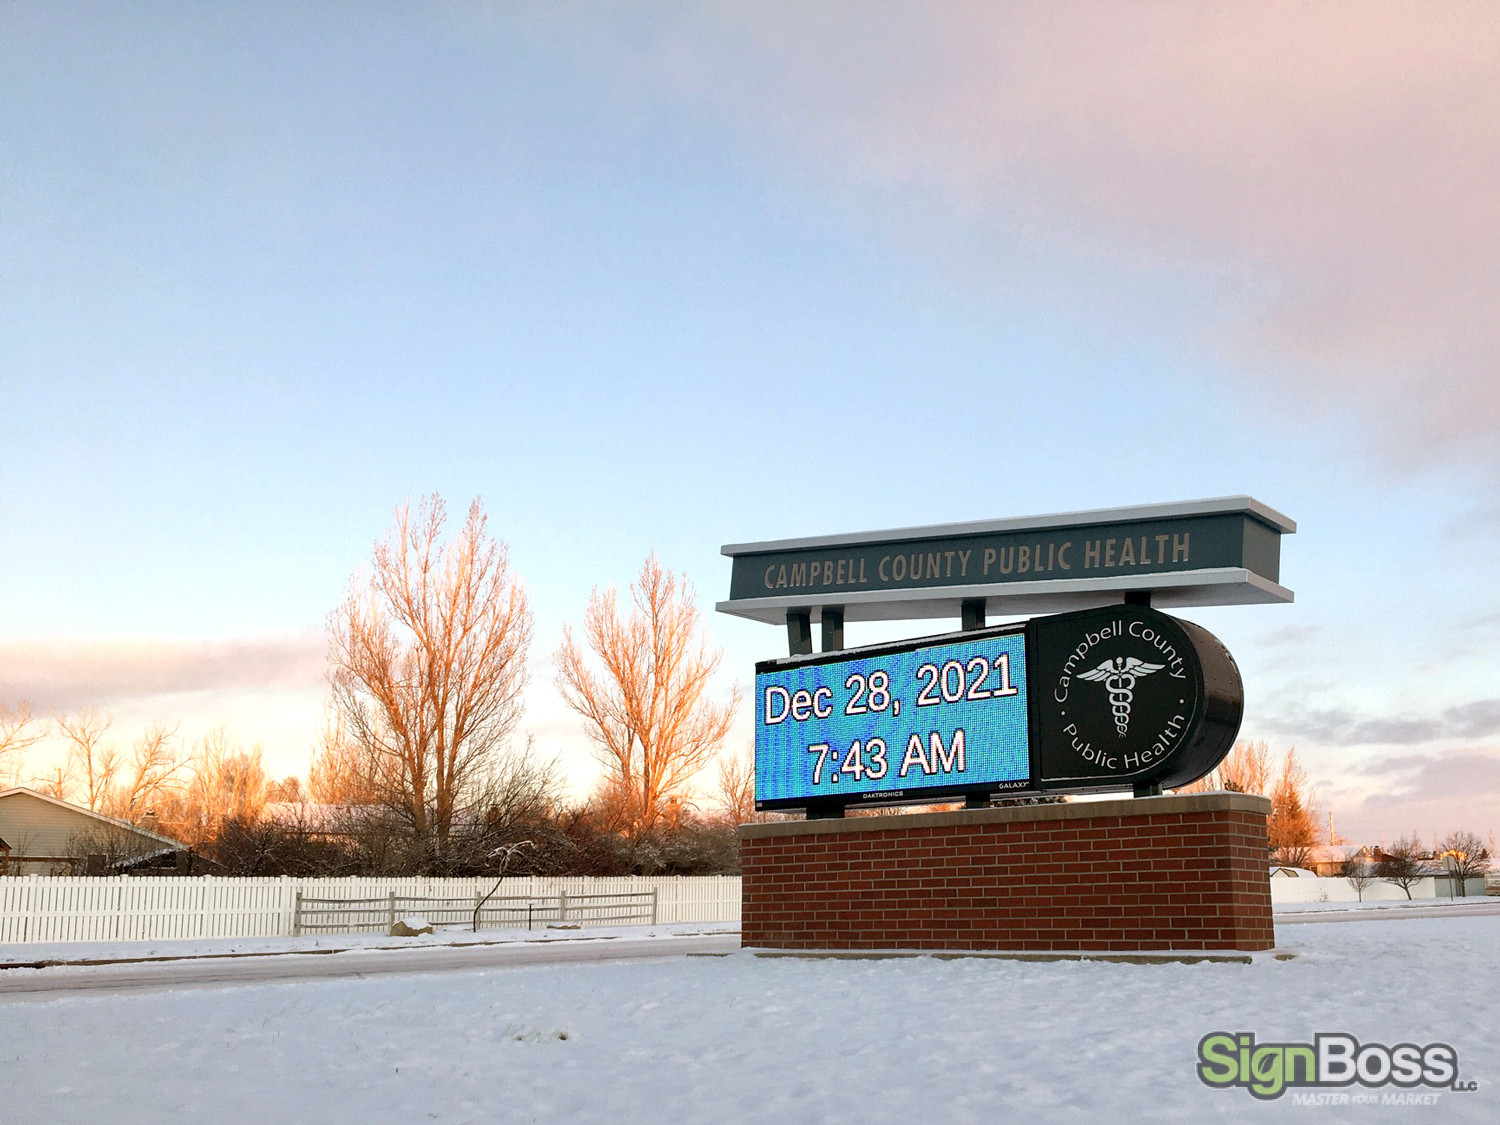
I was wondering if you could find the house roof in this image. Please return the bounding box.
[1303,844,1378,863]
[0,787,188,851]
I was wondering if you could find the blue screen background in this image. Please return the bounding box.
[755,631,1030,804]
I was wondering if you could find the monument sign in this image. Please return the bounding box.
[726,497,1293,952]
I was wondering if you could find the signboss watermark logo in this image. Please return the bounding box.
[1197,1031,1475,1101]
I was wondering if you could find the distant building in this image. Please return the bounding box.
[1300,843,1382,877]
[0,787,191,875]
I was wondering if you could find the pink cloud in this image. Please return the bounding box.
[0,634,326,713]
[561,2,1500,471]
[1333,749,1500,843]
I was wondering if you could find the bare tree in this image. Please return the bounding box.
[164,728,270,843]
[1173,739,1274,795]
[471,736,560,831]
[472,840,536,931]
[1436,830,1491,896]
[327,494,533,860]
[1341,850,1378,902]
[714,747,758,825]
[266,775,307,803]
[1174,742,1327,866]
[33,762,71,800]
[1220,739,1274,796]
[1377,833,1431,900]
[39,714,186,821]
[556,554,739,836]
[53,708,118,811]
[102,722,188,822]
[1,702,45,784]
[307,706,380,805]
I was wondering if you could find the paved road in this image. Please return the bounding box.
[0,933,742,1002]
[1277,900,1500,924]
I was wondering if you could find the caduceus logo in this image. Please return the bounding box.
[1078,656,1165,737]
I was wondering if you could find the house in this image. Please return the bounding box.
[0,787,191,875]
[1301,843,1381,877]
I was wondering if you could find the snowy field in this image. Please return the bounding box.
[1,911,1495,1124]
[0,920,738,969]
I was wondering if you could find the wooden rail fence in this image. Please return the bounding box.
[291,889,658,935]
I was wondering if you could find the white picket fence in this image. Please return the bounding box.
[0,875,742,945]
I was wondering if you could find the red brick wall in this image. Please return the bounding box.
[739,793,1274,952]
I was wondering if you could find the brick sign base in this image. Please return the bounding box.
[739,792,1274,953]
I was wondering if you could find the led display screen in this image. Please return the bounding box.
[755,629,1031,809]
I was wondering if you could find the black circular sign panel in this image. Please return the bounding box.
[1027,605,1243,793]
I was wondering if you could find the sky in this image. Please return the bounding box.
[2,1,1498,843]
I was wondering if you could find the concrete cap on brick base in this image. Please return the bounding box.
[738,791,1272,840]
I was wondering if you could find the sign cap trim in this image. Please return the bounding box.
[721,496,1295,557]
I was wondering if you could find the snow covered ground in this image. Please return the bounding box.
[0,920,737,969]
[1275,897,1498,915]
[2,910,1495,1123]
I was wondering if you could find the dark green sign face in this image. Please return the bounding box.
[730,513,1278,600]
[719,498,1294,624]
